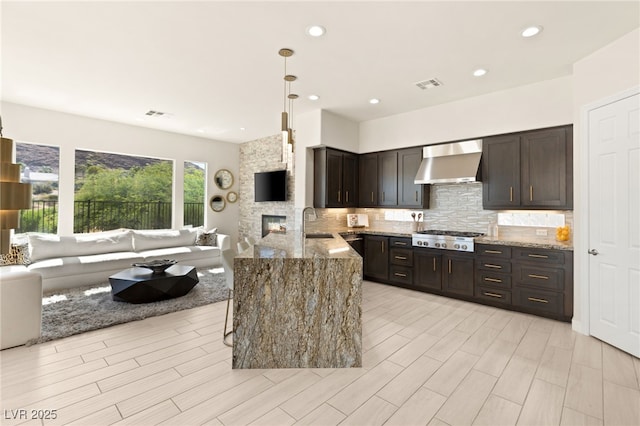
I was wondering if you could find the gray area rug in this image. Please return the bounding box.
[28,266,228,345]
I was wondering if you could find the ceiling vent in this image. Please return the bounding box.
[144,110,172,118]
[415,78,443,90]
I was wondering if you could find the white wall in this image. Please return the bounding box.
[1,102,240,244]
[320,110,360,153]
[572,28,640,333]
[359,76,573,152]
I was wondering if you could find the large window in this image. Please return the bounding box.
[74,150,173,232]
[16,142,60,234]
[184,161,205,227]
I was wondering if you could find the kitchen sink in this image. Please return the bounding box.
[305,233,334,239]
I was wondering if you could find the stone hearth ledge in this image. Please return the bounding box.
[233,232,362,369]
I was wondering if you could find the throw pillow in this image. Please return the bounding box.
[0,244,31,266]
[196,228,218,247]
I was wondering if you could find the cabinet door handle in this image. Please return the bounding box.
[394,272,407,278]
[448,259,452,274]
[484,263,502,269]
[433,257,436,271]
[371,192,374,203]
[528,297,549,304]
[394,241,408,246]
[528,274,549,280]
[381,241,385,254]
[510,186,513,202]
[395,256,407,260]
[346,191,349,203]
[415,191,418,202]
[484,277,503,283]
[528,254,549,259]
[484,292,503,298]
[485,250,503,254]
[338,191,341,203]
[530,185,533,201]
[382,192,385,202]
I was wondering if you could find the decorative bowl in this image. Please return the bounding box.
[132,259,177,274]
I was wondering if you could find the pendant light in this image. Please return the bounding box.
[278,48,299,164]
[0,116,33,253]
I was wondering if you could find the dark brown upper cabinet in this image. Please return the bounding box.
[482,125,573,210]
[314,148,358,208]
[398,147,430,208]
[359,153,378,207]
[378,151,398,206]
[357,148,430,209]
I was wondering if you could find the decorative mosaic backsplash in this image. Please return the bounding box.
[306,183,573,243]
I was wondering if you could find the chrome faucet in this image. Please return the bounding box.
[302,206,317,235]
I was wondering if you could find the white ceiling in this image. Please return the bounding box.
[2,1,639,144]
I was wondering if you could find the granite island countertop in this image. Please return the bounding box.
[232,231,362,369]
[236,231,361,259]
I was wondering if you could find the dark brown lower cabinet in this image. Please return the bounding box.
[359,237,573,322]
[413,250,442,290]
[442,253,475,296]
[476,244,573,321]
[389,247,413,285]
[363,235,389,281]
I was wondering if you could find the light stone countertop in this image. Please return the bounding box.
[475,235,573,251]
[236,231,361,259]
[232,230,362,369]
[336,227,573,251]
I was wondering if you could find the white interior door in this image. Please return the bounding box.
[588,92,640,357]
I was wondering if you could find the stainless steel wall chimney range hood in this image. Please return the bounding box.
[414,139,483,184]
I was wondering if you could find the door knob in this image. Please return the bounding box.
[588,249,599,256]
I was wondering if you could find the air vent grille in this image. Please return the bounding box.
[145,110,173,118]
[415,78,443,90]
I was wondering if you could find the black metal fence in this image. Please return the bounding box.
[17,200,204,234]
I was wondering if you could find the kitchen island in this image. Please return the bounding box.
[232,232,362,369]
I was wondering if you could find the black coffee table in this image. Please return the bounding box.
[109,265,199,304]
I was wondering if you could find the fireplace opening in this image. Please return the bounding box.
[262,215,287,237]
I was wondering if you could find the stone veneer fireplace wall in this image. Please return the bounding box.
[238,134,295,243]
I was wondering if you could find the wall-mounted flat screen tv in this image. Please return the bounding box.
[254,170,287,202]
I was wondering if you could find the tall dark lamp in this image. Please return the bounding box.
[0,116,32,254]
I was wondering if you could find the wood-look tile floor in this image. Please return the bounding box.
[2,281,639,426]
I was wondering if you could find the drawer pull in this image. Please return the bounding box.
[394,272,407,278]
[484,263,502,269]
[528,274,549,280]
[394,242,408,246]
[394,256,407,260]
[484,277,503,283]
[528,297,549,304]
[528,254,549,259]
[484,292,503,299]
[485,250,503,254]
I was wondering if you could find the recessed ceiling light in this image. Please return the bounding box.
[369,98,380,104]
[521,25,542,38]
[308,94,320,101]
[473,69,487,77]
[197,129,205,134]
[240,127,246,131]
[306,25,326,37]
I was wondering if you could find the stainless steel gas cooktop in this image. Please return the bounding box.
[412,229,484,252]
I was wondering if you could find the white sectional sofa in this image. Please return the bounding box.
[24,228,230,292]
[0,265,42,349]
